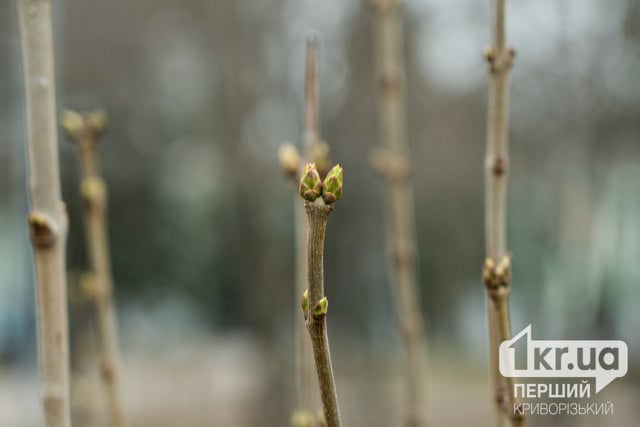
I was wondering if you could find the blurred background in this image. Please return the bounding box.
[1,0,639,425]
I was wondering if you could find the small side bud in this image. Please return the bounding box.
[311,141,331,177]
[61,109,84,141]
[299,163,322,201]
[301,289,309,313]
[278,143,301,179]
[86,110,108,135]
[483,47,494,62]
[291,410,314,427]
[495,254,511,276]
[483,257,498,288]
[322,164,343,204]
[28,212,56,248]
[314,297,328,317]
[81,177,106,207]
[496,254,512,286]
[79,271,97,300]
[484,257,495,271]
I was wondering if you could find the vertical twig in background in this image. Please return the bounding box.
[482,0,524,426]
[299,163,344,427]
[369,0,428,425]
[17,0,71,426]
[62,110,127,427]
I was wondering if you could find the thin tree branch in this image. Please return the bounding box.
[288,36,325,427]
[284,35,338,427]
[62,110,127,427]
[483,0,524,426]
[304,199,339,426]
[17,1,71,426]
[299,163,343,427]
[370,0,428,425]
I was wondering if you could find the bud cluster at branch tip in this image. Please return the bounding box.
[298,163,343,204]
[61,109,108,142]
[483,254,511,289]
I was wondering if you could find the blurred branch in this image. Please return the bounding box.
[370,0,428,425]
[304,35,319,157]
[483,1,524,426]
[17,0,71,425]
[62,109,127,427]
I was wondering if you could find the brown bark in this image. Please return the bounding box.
[303,199,341,427]
[483,0,524,426]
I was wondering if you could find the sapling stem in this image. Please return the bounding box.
[62,110,127,427]
[299,164,343,427]
[483,0,524,426]
[369,0,428,425]
[282,36,330,427]
[17,0,71,425]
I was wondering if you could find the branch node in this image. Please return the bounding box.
[370,148,410,181]
[27,212,57,248]
[81,176,107,208]
[482,255,512,291]
[485,46,516,73]
[491,155,508,176]
[379,67,402,95]
[392,239,415,268]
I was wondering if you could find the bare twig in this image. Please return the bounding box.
[483,0,524,426]
[17,1,71,425]
[62,110,127,427]
[299,163,343,427]
[369,0,428,425]
[283,36,331,427]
